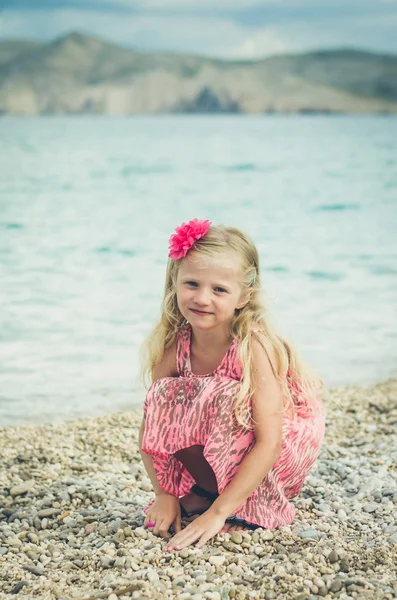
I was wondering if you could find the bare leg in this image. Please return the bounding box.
[174,445,245,531]
[174,445,218,493]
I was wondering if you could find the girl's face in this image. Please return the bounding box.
[176,251,248,334]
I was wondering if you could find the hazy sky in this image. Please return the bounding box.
[1,0,397,58]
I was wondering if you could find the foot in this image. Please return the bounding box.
[179,491,213,518]
[221,521,246,533]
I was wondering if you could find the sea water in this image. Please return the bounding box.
[0,115,396,425]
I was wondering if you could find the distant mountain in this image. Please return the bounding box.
[1,32,397,115]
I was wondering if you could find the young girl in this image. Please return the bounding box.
[139,219,325,551]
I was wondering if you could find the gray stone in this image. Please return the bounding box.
[318,503,332,513]
[363,503,378,513]
[337,509,348,521]
[340,559,350,571]
[329,578,343,592]
[23,564,44,576]
[37,508,60,518]
[381,488,396,497]
[26,551,39,561]
[299,529,320,539]
[328,550,339,563]
[10,480,35,496]
[383,525,396,533]
[99,556,112,568]
[231,531,243,544]
[7,537,22,547]
[388,533,397,545]
[10,581,29,594]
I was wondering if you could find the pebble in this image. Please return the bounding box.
[388,533,397,545]
[337,509,348,521]
[0,379,396,599]
[23,564,44,576]
[37,508,60,518]
[363,503,379,513]
[231,531,243,544]
[10,480,35,496]
[327,550,338,563]
[209,555,226,566]
[299,529,320,539]
[329,578,343,592]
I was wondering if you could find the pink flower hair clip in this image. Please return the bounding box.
[168,218,211,260]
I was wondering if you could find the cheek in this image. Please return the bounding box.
[177,287,190,305]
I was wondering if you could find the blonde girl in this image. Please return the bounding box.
[139,219,325,551]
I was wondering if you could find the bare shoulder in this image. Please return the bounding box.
[249,335,283,449]
[140,338,178,432]
[152,338,178,381]
[251,334,278,383]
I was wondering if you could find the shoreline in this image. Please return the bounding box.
[2,371,397,430]
[1,378,396,599]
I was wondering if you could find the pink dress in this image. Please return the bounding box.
[141,324,325,529]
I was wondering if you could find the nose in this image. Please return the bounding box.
[194,287,211,306]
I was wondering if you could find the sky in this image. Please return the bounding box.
[1,0,397,58]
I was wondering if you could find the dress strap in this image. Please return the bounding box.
[176,324,191,377]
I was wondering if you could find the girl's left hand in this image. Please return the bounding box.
[165,510,226,551]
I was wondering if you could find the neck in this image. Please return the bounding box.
[190,324,232,351]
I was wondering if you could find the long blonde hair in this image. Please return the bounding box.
[141,225,323,429]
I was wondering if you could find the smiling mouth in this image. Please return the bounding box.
[190,309,212,315]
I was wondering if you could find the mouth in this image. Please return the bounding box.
[189,308,213,316]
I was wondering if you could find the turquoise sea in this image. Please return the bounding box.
[0,115,396,426]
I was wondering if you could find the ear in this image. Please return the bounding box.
[236,288,254,310]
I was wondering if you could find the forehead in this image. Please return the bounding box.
[178,251,241,281]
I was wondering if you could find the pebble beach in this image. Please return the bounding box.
[1,379,396,600]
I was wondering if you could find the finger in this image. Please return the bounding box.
[153,518,171,538]
[174,514,182,534]
[196,531,213,548]
[152,520,161,536]
[159,521,172,539]
[144,516,152,528]
[167,527,201,550]
[165,532,187,550]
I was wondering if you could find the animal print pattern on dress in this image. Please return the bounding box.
[141,324,325,529]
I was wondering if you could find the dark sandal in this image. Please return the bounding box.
[190,484,219,501]
[180,504,194,518]
[225,515,260,530]
[180,484,219,518]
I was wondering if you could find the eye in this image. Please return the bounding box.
[185,281,198,287]
[214,287,227,293]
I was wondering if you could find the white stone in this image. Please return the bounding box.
[209,555,226,566]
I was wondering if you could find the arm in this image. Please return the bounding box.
[139,339,178,497]
[139,420,163,495]
[208,336,283,518]
[139,340,183,538]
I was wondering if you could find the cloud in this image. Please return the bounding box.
[0,9,267,57]
[1,2,397,56]
[4,0,317,9]
[230,27,288,58]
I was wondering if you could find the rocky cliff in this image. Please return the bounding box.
[1,32,397,115]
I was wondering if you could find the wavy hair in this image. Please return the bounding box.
[141,225,323,430]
